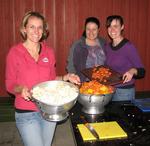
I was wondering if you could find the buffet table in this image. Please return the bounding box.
[69,101,150,146]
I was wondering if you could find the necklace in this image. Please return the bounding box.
[24,42,41,62]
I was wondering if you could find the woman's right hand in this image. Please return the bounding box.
[14,85,31,101]
[123,68,137,83]
[63,73,81,85]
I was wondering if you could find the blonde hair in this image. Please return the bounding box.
[20,11,49,41]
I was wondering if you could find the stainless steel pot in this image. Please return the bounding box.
[32,81,79,122]
[78,92,114,114]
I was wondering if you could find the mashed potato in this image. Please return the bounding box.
[32,82,78,106]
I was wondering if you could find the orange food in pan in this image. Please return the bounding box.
[80,80,114,95]
[92,67,112,82]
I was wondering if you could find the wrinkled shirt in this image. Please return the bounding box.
[69,37,106,82]
[86,45,106,68]
[105,39,144,87]
[5,42,56,111]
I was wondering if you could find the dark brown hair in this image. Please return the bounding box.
[82,17,100,37]
[106,15,124,28]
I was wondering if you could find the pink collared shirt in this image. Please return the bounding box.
[5,42,56,111]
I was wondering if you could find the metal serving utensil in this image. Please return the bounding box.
[80,116,99,140]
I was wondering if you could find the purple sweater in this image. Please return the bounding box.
[105,39,144,87]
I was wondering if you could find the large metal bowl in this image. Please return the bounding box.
[78,91,114,114]
[32,81,79,122]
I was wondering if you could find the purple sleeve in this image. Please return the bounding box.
[126,43,145,78]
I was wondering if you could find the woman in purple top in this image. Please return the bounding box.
[105,15,145,101]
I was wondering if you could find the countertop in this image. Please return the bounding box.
[69,101,150,146]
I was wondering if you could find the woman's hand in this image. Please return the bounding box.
[123,68,137,83]
[14,85,32,101]
[63,73,81,85]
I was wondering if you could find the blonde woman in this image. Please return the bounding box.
[5,11,80,146]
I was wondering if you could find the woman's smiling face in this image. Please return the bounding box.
[107,19,124,40]
[23,16,44,43]
[85,22,99,40]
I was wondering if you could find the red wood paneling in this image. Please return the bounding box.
[0,0,150,96]
[0,0,14,95]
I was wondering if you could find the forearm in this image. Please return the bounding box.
[134,68,146,79]
[123,67,145,83]
[129,68,138,76]
[56,73,80,85]
[55,74,71,82]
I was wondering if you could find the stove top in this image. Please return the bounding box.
[119,103,150,146]
[69,101,150,146]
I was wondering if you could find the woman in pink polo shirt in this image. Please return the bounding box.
[5,11,80,146]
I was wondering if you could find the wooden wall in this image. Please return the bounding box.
[0,0,150,96]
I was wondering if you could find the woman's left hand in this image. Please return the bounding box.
[63,73,81,85]
[123,68,137,83]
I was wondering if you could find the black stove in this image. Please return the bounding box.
[69,101,150,146]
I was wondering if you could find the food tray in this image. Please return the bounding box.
[132,98,150,112]
[81,65,123,85]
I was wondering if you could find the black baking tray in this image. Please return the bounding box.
[81,65,123,85]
